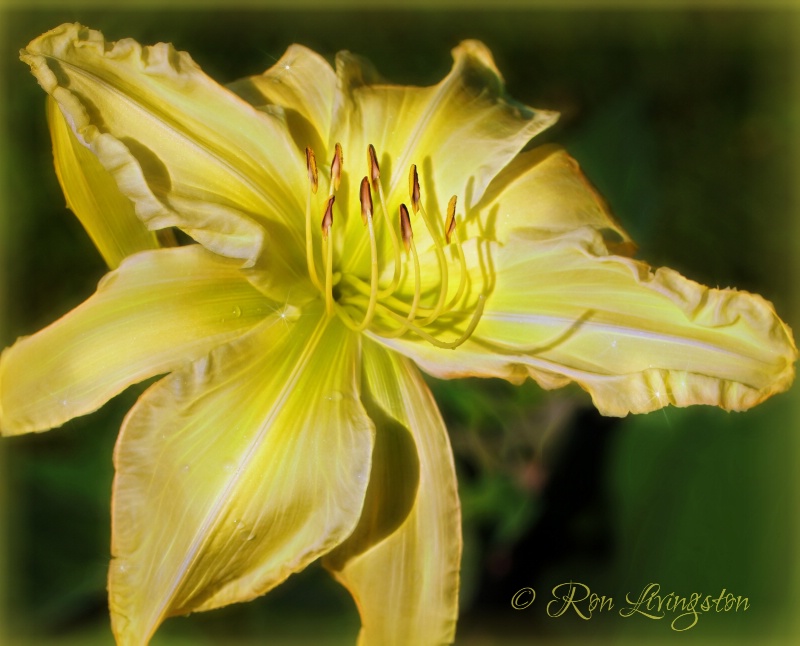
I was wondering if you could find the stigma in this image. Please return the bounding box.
[303,143,485,349]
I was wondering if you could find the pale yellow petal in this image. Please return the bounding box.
[323,369,421,572]
[325,341,460,646]
[335,40,558,213]
[0,247,267,435]
[378,228,797,416]
[109,306,373,645]
[472,144,635,255]
[48,97,160,268]
[229,44,336,157]
[22,24,306,265]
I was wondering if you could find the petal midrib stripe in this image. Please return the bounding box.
[150,312,332,631]
[50,54,304,242]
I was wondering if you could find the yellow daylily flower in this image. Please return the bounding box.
[2,23,796,645]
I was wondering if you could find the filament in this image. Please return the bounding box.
[445,212,468,310]
[324,235,333,317]
[378,295,486,349]
[346,213,380,332]
[415,201,448,326]
[380,203,422,339]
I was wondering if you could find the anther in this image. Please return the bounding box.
[321,195,335,239]
[399,203,413,253]
[305,147,318,194]
[359,177,373,225]
[445,195,457,244]
[408,164,421,214]
[330,143,343,192]
[367,144,381,189]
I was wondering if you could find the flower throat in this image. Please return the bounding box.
[303,142,485,349]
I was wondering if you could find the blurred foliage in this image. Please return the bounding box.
[1,6,797,645]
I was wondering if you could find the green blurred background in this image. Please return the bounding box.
[1,3,798,645]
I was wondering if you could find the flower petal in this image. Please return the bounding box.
[48,97,161,268]
[325,341,460,646]
[0,246,267,435]
[22,24,307,264]
[109,306,373,645]
[471,144,636,255]
[335,40,558,210]
[378,228,797,416]
[229,44,337,158]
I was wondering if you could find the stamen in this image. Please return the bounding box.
[408,164,421,214]
[367,144,401,297]
[330,142,343,193]
[322,195,335,317]
[357,202,380,331]
[443,195,467,310]
[399,204,421,323]
[304,147,322,291]
[359,177,380,330]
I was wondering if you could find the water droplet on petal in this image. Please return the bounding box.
[326,391,344,402]
[232,306,242,318]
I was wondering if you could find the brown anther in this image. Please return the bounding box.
[321,195,335,239]
[330,142,343,192]
[359,177,373,225]
[367,144,381,189]
[408,164,421,214]
[306,147,318,194]
[445,195,457,244]
[399,203,413,253]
